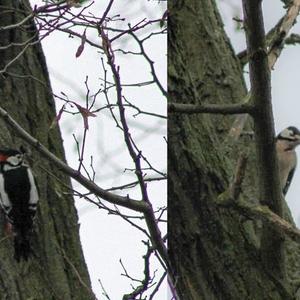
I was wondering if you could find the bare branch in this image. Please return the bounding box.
[130,31,167,98]
[219,199,300,245]
[237,0,300,67]
[242,0,284,279]
[110,19,163,43]
[5,2,168,297]
[114,205,151,238]
[98,0,114,26]
[149,272,167,300]
[105,176,166,192]
[268,0,300,67]
[98,278,112,300]
[0,105,147,213]
[124,97,167,119]
[0,13,33,31]
[168,102,254,115]
[100,27,169,268]
[122,242,154,300]
[230,0,300,140]
[285,33,300,45]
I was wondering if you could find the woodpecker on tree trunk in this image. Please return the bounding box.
[0,149,39,261]
[276,126,300,195]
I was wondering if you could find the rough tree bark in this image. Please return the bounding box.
[0,1,93,299]
[169,1,300,299]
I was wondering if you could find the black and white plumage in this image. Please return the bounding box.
[0,149,39,261]
[276,126,300,195]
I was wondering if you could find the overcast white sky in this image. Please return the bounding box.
[29,1,167,299]
[26,1,300,299]
[219,0,300,225]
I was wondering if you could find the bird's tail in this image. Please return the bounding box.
[13,228,31,262]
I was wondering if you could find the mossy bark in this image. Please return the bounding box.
[169,1,300,299]
[0,1,93,299]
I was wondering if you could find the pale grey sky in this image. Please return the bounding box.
[26,1,300,299]
[29,1,167,299]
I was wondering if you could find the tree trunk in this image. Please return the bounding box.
[0,1,93,299]
[169,1,300,299]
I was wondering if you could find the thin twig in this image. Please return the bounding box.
[98,0,114,26]
[98,278,111,300]
[130,31,167,98]
[105,176,166,192]
[149,271,167,300]
[122,243,153,300]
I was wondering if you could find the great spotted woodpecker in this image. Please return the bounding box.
[0,149,39,261]
[276,126,300,195]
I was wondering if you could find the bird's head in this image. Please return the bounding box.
[277,126,300,149]
[0,149,24,167]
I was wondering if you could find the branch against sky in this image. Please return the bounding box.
[2,0,167,298]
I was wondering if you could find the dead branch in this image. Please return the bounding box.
[268,0,300,67]
[219,199,300,245]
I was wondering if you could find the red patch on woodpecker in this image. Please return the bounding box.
[0,154,8,162]
[4,222,13,237]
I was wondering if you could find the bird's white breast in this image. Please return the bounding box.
[0,173,12,213]
[276,140,297,190]
[27,168,39,205]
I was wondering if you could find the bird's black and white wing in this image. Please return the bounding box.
[27,168,39,215]
[0,172,12,220]
[283,167,296,196]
